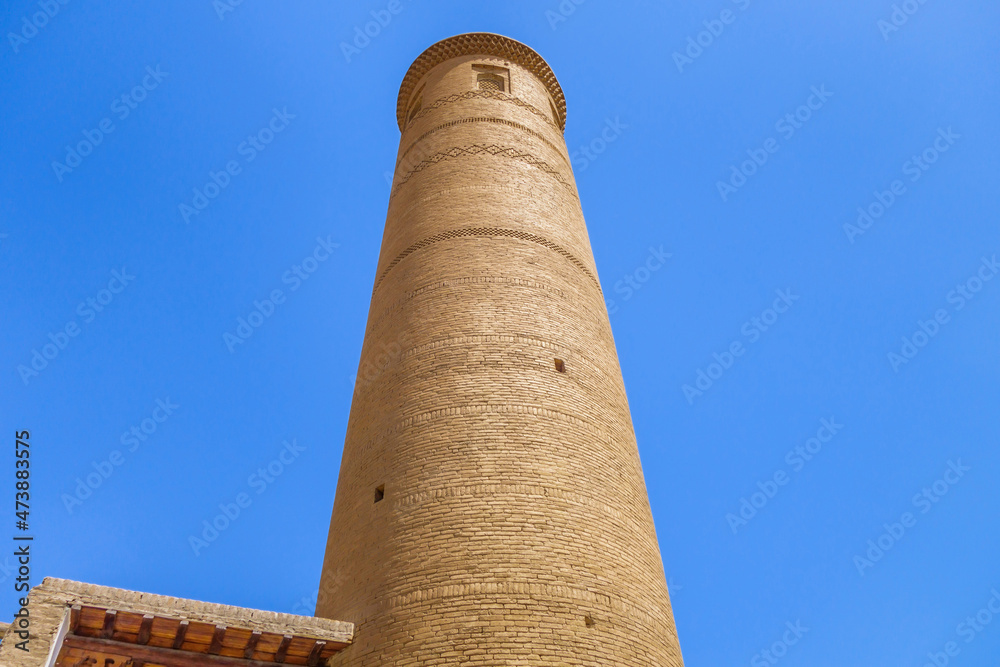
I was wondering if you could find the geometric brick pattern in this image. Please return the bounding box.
[318,33,685,667]
[372,227,600,295]
[396,116,570,171]
[390,144,576,197]
[407,89,561,132]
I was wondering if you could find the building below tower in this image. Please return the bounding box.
[0,578,353,666]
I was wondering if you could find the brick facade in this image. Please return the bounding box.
[316,33,684,666]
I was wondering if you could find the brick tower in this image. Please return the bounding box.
[316,33,684,666]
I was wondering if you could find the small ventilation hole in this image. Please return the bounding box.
[374,484,385,503]
[584,614,595,627]
[554,359,565,373]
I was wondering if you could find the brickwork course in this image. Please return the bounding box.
[316,33,685,666]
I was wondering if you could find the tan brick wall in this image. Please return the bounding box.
[317,33,684,666]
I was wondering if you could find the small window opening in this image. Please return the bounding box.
[374,484,385,503]
[554,359,565,373]
[584,614,595,627]
[477,72,505,93]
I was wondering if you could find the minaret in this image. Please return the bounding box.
[317,33,684,666]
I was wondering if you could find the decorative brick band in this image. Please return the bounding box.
[395,333,627,390]
[348,395,641,470]
[408,89,559,132]
[400,332,567,358]
[390,143,575,199]
[352,332,634,427]
[394,402,598,434]
[369,581,674,636]
[397,116,569,169]
[391,482,650,538]
[393,183,536,222]
[364,277,567,339]
[372,227,600,295]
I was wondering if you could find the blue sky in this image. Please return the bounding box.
[2,1,998,664]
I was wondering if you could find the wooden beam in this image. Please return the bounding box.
[61,634,308,667]
[69,605,82,633]
[243,630,262,659]
[274,634,293,663]
[100,609,117,639]
[306,640,326,667]
[209,625,227,655]
[172,619,189,650]
[136,614,155,645]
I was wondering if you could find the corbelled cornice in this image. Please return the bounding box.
[396,33,566,132]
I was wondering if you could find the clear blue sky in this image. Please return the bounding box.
[2,1,998,664]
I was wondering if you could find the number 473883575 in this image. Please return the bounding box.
[15,431,30,527]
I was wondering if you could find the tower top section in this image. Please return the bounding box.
[396,32,567,132]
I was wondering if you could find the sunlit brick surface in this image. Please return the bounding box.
[317,33,684,667]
